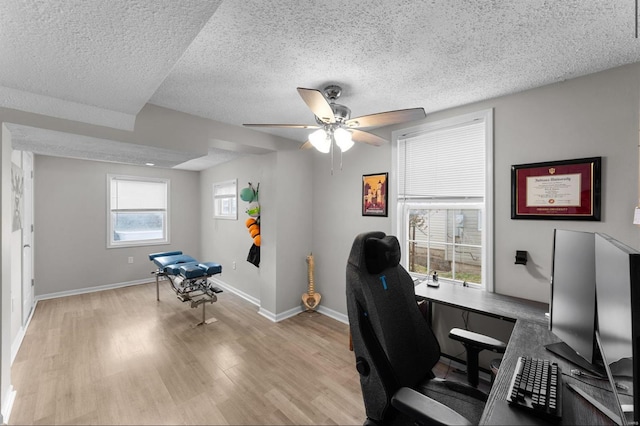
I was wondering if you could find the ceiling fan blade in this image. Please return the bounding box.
[243,123,319,129]
[351,129,387,147]
[346,108,426,129]
[297,87,335,124]
[300,140,313,150]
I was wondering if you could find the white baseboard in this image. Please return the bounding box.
[35,278,153,301]
[257,307,276,322]
[212,278,305,323]
[209,277,260,306]
[11,300,38,365]
[213,277,349,324]
[316,305,349,324]
[257,305,304,323]
[1,385,16,424]
[11,327,25,366]
[31,275,350,328]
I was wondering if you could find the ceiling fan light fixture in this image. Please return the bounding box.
[334,127,354,152]
[309,128,331,153]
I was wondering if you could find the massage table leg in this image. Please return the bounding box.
[190,295,218,326]
[151,270,162,301]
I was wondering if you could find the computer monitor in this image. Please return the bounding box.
[595,233,639,425]
[547,229,602,375]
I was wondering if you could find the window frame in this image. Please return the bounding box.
[402,201,484,288]
[391,109,494,291]
[107,174,170,249]
[213,179,238,220]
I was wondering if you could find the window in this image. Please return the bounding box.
[393,109,493,289]
[213,179,237,220]
[108,175,169,248]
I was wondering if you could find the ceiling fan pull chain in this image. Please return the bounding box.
[331,138,335,175]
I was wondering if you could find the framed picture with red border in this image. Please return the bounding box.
[511,157,601,221]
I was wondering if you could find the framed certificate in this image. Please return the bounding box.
[511,157,601,220]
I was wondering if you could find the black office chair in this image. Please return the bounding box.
[346,231,505,425]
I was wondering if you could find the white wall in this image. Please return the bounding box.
[33,155,201,297]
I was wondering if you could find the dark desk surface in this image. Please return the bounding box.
[413,283,619,425]
[480,320,618,425]
[414,282,549,325]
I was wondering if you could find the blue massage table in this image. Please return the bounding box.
[149,251,223,325]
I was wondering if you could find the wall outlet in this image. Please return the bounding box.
[232,261,236,270]
[128,256,134,264]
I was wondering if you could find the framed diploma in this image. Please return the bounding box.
[511,157,601,220]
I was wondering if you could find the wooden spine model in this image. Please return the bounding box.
[302,253,321,311]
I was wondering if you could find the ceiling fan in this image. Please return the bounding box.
[243,85,426,155]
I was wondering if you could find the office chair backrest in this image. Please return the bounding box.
[346,231,441,422]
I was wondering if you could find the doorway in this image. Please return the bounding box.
[21,151,34,326]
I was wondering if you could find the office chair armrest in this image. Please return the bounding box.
[449,327,506,353]
[391,387,472,426]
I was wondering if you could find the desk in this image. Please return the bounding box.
[414,283,618,424]
[480,320,617,425]
[414,282,548,325]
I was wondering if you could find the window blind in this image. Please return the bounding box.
[111,178,167,211]
[398,120,485,199]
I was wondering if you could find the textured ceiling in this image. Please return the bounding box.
[0,0,222,130]
[2,1,640,169]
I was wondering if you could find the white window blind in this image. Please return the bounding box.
[398,120,485,199]
[111,178,167,210]
[213,179,237,219]
[108,175,169,248]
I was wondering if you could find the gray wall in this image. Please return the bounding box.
[436,63,640,302]
[33,155,201,296]
[199,154,275,303]
[11,62,639,318]
[307,63,640,318]
[311,142,392,318]
[1,62,638,381]
[199,149,314,319]
[304,63,640,363]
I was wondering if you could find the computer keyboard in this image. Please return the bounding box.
[506,356,563,423]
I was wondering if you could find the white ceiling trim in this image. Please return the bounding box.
[7,123,201,169]
[0,86,136,131]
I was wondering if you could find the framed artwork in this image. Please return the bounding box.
[511,157,601,221]
[362,173,388,217]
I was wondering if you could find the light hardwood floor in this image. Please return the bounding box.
[10,282,366,425]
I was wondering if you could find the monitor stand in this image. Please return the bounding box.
[545,341,605,377]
